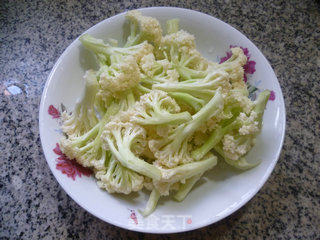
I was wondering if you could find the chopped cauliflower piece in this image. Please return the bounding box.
[237,112,259,135]
[125,10,162,47]
[98,55,141,97]
[222,134,255,161]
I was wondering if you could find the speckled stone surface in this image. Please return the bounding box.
[1,0,319,239]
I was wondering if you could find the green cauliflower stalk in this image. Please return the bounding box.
[139,189,161,217]
[168,92,206,112]
[79,34,153,66]
[166,18,180,34]
[173,173,202,202]
[153,70,230,101]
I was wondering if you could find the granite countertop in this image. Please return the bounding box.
[1,0,319,239]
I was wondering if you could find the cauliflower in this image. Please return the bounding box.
[60,103,120,168]
[140,153,217,216]
[57,12,271,217]
[107,90,192,126]
[160,30,209,78]
[96,154,144,194]
[139,53,179,90]
[153,153,217,196]
[139,189,161,217]
[216,47,247,87]
[149,89,223,168]
[101,121,161,180]
[192,90,270,162]
[129,90,192,125]
[191,90,270,163]
[214,144,260,170]
[61,70,100,138]
[140,53,171,78]
[153,69,230,102]
[225,89,254,114]
[98,55,141,97]
[222,134,254,161]
[168,92,206,112]
[80,34,153,65]
[125,10,162,47]
[237,112,259,135]
[162,30,196,50]
[166,18,179,34]
[173,173,202,202]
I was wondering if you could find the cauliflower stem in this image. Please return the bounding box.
[139,189,161,217]
[174,173,202,202]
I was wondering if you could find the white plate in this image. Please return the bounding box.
[39,7,286,233]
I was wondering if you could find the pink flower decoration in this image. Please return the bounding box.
[244,60,256,74]
[220,45,256,83]
[230,45,249,57]
[129,210,138,225]
[269,90,276,101]
[48,105,60,119]
[219,51,232,63]
[53,143,63,155]
[244,74,248,83]
[53,143,92,180]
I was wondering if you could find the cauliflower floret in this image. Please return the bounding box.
[161,30,209,71]
[140,53,171,77]
[153,153,217,196]
[125,10,162,47]
[129,41,154,63]
[115,90,192,126]
[99,55,141,97]
[162,30,196,49]
[59,137,78,161]
[95,155,144,194]
[101,121,161,180]
[222,134,255,161]
[166,69,180,82]
[139,53,179,85]
[140,53,159,76]
[61,70,100,138]
[217,47,247,86]
[227,90,254,114]
[149,90,223,168]
[237,112,259,135]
